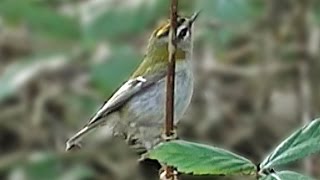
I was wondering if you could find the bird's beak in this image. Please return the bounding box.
[188,11,201,26]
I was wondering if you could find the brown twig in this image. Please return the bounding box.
[164,0,178,179]
[166,0,178,138]
[295,0,314,175]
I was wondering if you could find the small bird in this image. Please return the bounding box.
[66,12,199,152]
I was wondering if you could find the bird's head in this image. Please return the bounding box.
[146,12,199,58]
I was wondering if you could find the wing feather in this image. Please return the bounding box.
[66,71,167,150]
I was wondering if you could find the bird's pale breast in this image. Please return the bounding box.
[119,62,193,149]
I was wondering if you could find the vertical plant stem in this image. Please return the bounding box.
[164,0,178,179]
[298,50,313,174]
[295,0,313,175]
[166,0,178,138]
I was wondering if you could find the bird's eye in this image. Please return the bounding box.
[178,28,189,39]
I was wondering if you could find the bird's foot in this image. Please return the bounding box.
[125,133,137,145]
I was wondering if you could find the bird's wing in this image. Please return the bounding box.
[66,70,167,150]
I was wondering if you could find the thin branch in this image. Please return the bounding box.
[295,0,314,175]
[165,0,178,138]
[164,0,178,179]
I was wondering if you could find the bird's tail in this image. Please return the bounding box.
[65,114,103,151]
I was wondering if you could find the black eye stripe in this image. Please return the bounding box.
[156,17,188,39]
[178,28,189,39]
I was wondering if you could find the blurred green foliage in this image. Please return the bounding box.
[84,0,169,42]
[0,0,81,40]
[8,152,94,180]
[198,0,264,51]
[90,46,140,96]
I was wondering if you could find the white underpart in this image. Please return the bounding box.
[123,60,194,150]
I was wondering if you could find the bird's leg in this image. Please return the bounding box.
[124,133,148,155]
[125,133,135,145]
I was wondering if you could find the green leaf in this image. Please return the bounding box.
[0,0,80,40]
[149,140,256,176]
[260,171,314,180]
[260,119,320,169]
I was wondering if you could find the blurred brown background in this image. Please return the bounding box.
[0,0,320,179]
